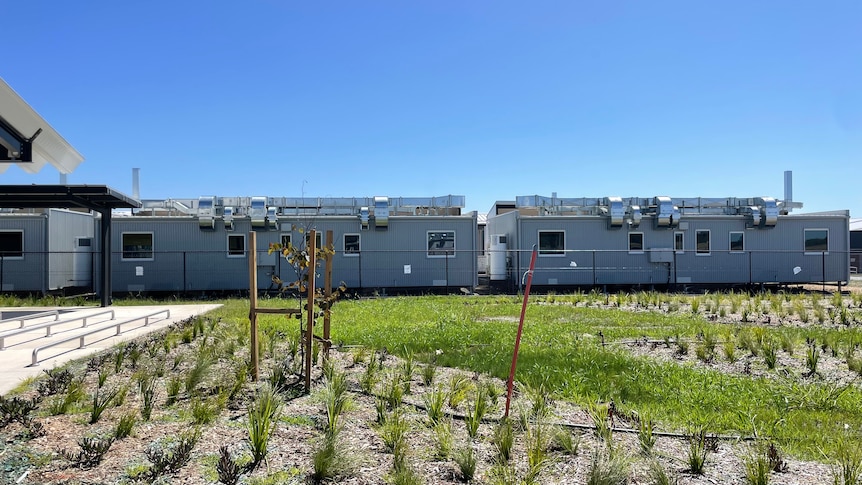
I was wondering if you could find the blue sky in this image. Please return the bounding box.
[2,1,860,217]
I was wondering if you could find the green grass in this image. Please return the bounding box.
[270,294,862,460]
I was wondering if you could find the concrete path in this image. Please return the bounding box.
[0,304,221,396]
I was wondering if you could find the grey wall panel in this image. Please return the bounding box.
[0,215,47,292]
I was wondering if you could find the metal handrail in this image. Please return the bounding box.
[30,309,170,366]
[0,310,60,329]
[0,310,115,351]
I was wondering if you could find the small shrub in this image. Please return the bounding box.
[37,368,74,397]
[216,445,244,485]
[60,435,114,468]
[143,428,201,480]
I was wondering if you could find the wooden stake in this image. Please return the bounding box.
[323,230,333,360]
[248,231,259,381]
[304,230,316,393]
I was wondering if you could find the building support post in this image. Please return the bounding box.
[99,209,112,308]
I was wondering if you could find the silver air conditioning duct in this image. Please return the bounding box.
[628,205,642,227]
[267,207,278,229]
[250,197,267,227]
[758,197,778,227]
[654,196,679,228]
[223,206,234,230]
[747,206,762,227]
[198,196,216,229]
[606,197,624,228]
[374,196,389,229]
[360,207,369,229]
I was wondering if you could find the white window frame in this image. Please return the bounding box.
[538,230,565,257]
[628,232,644,254]
[121,232,154,261]
[427,230,456,258]
[695,230,711,256]
[804,228,829,255]
[344,233,360,256]
[729,231,745,253]
[227,233,246,258]
[674,231,685,254]
[0,230,24,260]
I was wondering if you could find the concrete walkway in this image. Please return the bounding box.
[0,304,221,396]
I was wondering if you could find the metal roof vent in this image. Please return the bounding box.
[746,206,761,227]
[654,196,679,228]
[607,197,624,228]
[223,206,234,230]
[628,205,642,227]
[360,206,369,230]
[250,197,267,227]
[267,207,278,229]
[198,196,216,229]
[759,197,778,227]
[374,196,389,229]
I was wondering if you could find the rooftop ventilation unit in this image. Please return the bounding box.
[627,205,642,227]
[250,197,267,228]
[198,196,216,229]
[374,196,389,229]
[654,196,680,228]
[759,197,778,227]
[267,207,278,229]
[360,206,369,229]
[223,206,234,230]
[606,197,624,228]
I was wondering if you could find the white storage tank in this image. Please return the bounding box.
[489,234,508,281]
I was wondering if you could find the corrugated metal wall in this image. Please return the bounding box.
[0,215,47,292]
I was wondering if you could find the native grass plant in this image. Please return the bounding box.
[47,378,86,415]
[114,412,136,439]
[380,409,409,453]
[586,447,629,485]
[638,412,656,455]
[320,365,352,437]
[831,434,862,485]
[686,426,711,475]
[740,443,772,485]
[491,418,515,463]
[722,337,738,363]
[399,348,416,394]
[525,418,551,482]
[647,459,679,485]
[383,370,406,411]
[465,387,489,439]
[185,351,214,396]
[423,385,446,426]
[360,350,381,393]
[588,402,613,446]
[762,339,778,370]
[447,373,473,410]
[60,435,114,468]
[166,376,183,406]
[247,384,282,468]
[421,363,437,387]
[454,444,477,482]
[310,431,353,485]
[806,342,821,376]
[191,397,222,425]
[551,425,579,456]
[140,375,157,421]
[89,387,119,424]
[433,419,453,459]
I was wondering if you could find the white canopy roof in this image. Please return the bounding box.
[0,77,84,175]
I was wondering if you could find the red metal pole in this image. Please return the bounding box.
[504,245,538,418]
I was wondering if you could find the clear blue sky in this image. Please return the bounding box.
[2,1,860,217]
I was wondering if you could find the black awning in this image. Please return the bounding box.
[0,185,140,211]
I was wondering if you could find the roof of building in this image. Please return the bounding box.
[0,185,140,211]
[0,77,84,174]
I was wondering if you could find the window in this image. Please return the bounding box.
[805,229,828,253]
[729,232,744,253]
[628,232,644,253]
[427,231,455,257]
[674,231,684,253]
[280,234,292,248]
[344,234,360,255]
[122,232,153,260]
[0,231,23,259]
[695,230,710,255]
[227,234,246,257]
[538,230,565,256]
[304,231,323,250]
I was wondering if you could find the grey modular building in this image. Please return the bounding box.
[486,193,850,290]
